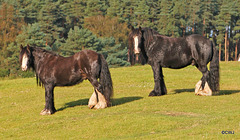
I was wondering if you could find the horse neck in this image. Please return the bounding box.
[142,32,155,59]
[31,48,51,72]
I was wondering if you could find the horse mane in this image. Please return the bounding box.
[142,27,164,41]
[141,27,162,62]
[30,47,60,87]
[32,47,59,57]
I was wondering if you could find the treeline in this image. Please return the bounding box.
[0,0,240,77]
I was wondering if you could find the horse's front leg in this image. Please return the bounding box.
[40,84,56,115]
[149,62,167,96]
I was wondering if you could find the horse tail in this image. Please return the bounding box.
[210,41,220,94]
[99,54,113,105]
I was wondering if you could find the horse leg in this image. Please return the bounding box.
[88,90,98,109]
[149,63,167,96]
[40,84,56,115]
[94,89,108,109]
[89,78,107,109]
[159,66,167,95]
[195,65,212,96]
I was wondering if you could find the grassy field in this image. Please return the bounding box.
[0,62,240,139]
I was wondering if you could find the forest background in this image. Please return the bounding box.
[0,0,240,77]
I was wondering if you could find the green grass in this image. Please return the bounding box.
[0,62,240,139]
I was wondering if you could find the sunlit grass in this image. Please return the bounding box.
[0,62,239,139]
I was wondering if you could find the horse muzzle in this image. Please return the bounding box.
[134,48,140,54]
[21,66,27,71]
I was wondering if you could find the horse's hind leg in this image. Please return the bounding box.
[149,63,167,96]
[88,90,98,109]
[94,89,108,109]
[88,77,107,109]
[195,65,212,96]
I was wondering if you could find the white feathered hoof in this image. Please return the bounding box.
[40,109,52,115]
[195,80,212,96]
[94,89,107,109]
[88,91,98,109]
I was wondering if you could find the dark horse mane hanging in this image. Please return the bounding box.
[129,26,219,96]
[31,47,59,86]
[20,45,113,115]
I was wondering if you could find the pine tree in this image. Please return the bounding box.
[232,0,240,61]
[85,0,108,17]
[61,0,86,29]
[119,0,135,24]
[188,0,201,34]
[199,0,213,37]
[171,0,190,37]
[147,0,160,30]
[216,0,232,61]
[61,26,101,56]
[157,0,174,36]
[14,0,45,24]
[134,0,150,27]
[100,37,130,67]
[107,0,121,18]
[16,23,46,48]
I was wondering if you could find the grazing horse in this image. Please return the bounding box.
[128,26,219,96]
[19,45,113,115]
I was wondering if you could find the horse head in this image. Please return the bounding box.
[129,25,143,55]
[19,44,32,71]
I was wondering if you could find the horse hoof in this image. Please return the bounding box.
[88,91,98,109]
[149,91,157,96]
[40,109,52,115]
[88,105,95,109]
[195,80,212,96]
[94,102,107,109]
[149,91,164,96]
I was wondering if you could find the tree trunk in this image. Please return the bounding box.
[224,30,228,61]
[202,18,205,36]
[192,19,195,33]
[182,27,186,37]
[235,40,238,61]
[219,43,221,61]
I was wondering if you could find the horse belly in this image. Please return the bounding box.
[54,63,83,86]
[162,53,192,69]
[55,72,83,86]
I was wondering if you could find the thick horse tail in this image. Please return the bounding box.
[209,41,220,94]
[99,54,113,105]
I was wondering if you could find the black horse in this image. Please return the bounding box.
[128,26,219,96]
[20,45,113,115]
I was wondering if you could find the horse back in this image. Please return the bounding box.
[149,35,192,68]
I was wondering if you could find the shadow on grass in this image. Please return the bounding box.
[57,98,89,111]
[216,90,240,96]
[173,88,240,96]
[57,96,143,111]
[111,96,143,107]
[173,88,195,94]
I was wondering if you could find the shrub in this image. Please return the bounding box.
[0,69,10,77]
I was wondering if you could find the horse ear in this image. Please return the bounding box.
[27,44,30,53]
[129,25,134,31]
[20,45,23,50]
[139,26,142,31]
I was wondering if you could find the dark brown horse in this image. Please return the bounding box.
[20,45,113,115]
[128,26,219,96]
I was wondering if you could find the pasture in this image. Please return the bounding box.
[0,62,239,139]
